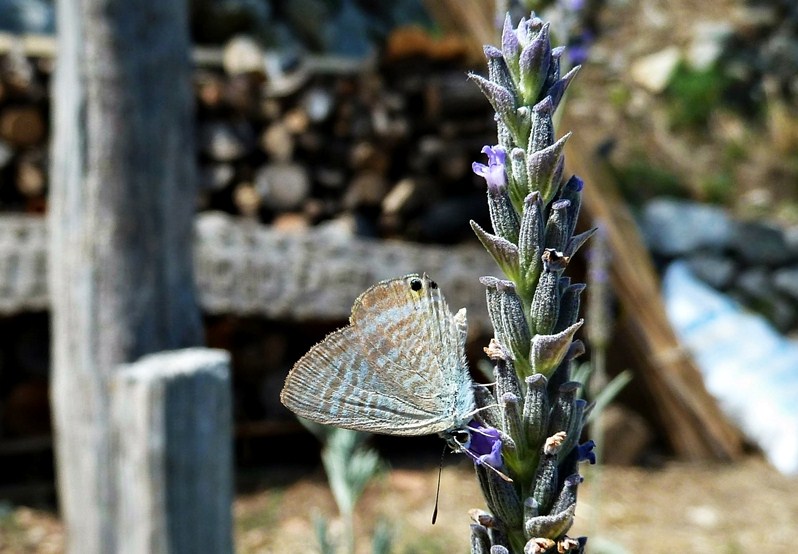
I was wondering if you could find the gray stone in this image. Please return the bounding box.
[783,226,798,258]
[731,220,793,266]
[773,266,798,302]
[641,198,733,257]
[733,268,797,332]
[767,296,798,333]
[735,266,773,301]
[688,21,734,70]
[685,253,737,289]
[630,47,681,93]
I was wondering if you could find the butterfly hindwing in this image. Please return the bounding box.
[280,274,475,436]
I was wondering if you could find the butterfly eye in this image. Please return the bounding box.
[429,280,438,289]
[453,429,470,447]
[410,278,423,291]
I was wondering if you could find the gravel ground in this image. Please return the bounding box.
[3,454,797,553]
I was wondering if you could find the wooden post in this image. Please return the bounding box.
[48,0,206,551]
[112,348,233,554]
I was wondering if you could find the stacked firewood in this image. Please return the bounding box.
[0,32,497,246]
[195,33,494,244]
[0,42,49,214]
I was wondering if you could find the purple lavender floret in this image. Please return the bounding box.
[472,145,508,192]
[577,439,597,464]
[466,421,504,468]
[567,31,593,66]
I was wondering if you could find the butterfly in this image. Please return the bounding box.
[280,274,479,450]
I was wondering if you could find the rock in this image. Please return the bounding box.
[384,26,432,61]
[731,5,778,38]
[688,21,734,71]
[785,226,798,258]
[314,167,346,190]
[731,221,793,266]
[767,297,798,333]
[255,162,311,211]
[735,266,773,302]
[773,267,798,302]
[630,46,681,93]
[223,74,261,114]
[641,198,733,257]
[438,145,470,181]
[685,253,736,290]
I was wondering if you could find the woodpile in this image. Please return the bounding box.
[0,41,48,214]
[0,31,493,245]
[191,34,494,244]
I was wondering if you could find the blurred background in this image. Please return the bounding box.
[1,0,798,552]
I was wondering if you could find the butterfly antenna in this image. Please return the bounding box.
[465,403,500,420]
[431,444,446,524]
[484,460,513,482]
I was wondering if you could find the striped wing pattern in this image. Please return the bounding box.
[280,274,475,436]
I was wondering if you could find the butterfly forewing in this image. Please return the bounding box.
[280,274,475,436]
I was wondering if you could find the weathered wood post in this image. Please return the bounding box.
[111,349,233,554]
[48,0,233,552]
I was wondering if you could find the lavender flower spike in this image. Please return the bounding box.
[468,8,592,553]
[473,145,508,192]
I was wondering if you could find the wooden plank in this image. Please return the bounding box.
[194,213,495,331]
[0,213,496,330]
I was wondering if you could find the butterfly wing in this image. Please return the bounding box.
[280,274,475,436]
